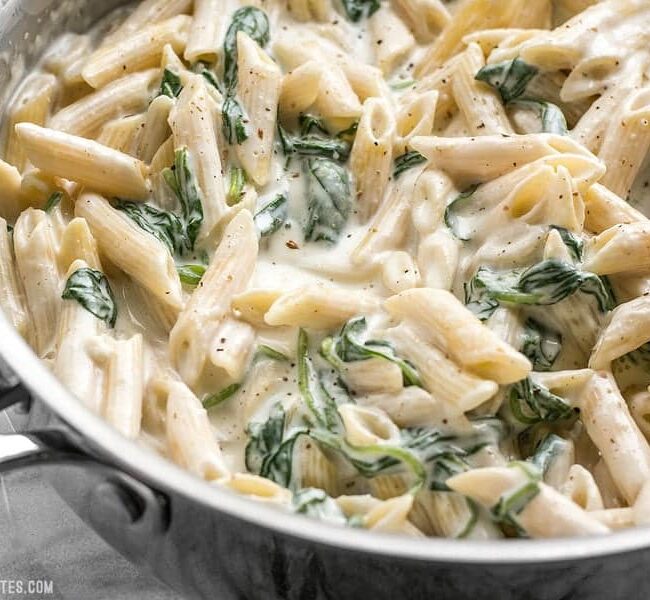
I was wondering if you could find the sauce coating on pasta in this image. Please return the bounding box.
[2,0,650,539]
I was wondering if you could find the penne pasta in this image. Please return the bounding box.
[75,193,183,312]
[15,123,151,200]
[83,16,192,89]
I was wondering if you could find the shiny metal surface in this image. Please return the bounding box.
[0,2,650,598]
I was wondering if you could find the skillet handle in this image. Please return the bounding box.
[0,358,170,556]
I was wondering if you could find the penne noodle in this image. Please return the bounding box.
[0,218,29,337]
[15,123,151,200]
[13,209,62,357]
[83,15,192,89]
[350,98,396,222]
[385,289,532,385]
[169,75,228,241]
[49,69,158,138]
[169,210,258,389]
[184,0,223,63]
[75,193,183,312]
[235,32,283,187]
[4,73,59,172]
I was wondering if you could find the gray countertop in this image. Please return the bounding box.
[0,410,182,600]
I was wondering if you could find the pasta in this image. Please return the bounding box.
[3,0,650,541]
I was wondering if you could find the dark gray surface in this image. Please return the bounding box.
[0,410,181,600]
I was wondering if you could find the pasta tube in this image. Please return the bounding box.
[15,123,150,200]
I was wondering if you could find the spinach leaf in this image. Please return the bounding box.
[527,433,570,477]
[159,68,183,98]
[444,184,480,241]
[177,264,207,287]
[521,318,562,372]
[519,259,614,311]
[475,58,538,103]
[255,344,290,362]
[509,99,568,135]
[288,135,351,161]
[193,62,222,93]
[321,317,422,387]
[304,158,351,243]
[340,0,380,22]
[254,194,288,237]
[162,147,204,251]
[509,377,574,425]
[222,95,250,145]
[203,383,242,409]
[62,268,117,327]
[245,403,306,487]
[44,191,63,213]
[299,114,329,136]
[465,260,615,320]
[550,225,584,261]
[393,151,427,179]
[293,488,347,525]
[279,123,350,161]
[310,427,427,488]
[298,329,344,432]
[490,462,541,535]
[223,7,270,90]
[115,200,185,255]
[227,167,247,206]
[464,267,531,321]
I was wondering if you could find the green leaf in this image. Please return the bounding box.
[245,403,306,487]
[222,95,250,145]
[550,225,584,261]
[254,194,288,237]
[278,123,350,161]
[389,79,416,91]
[464,267,533,321]
[321,317,422,387]
[115,200,185,255]
[340,0,380,22]
[519,259,614,311]
[465,260,615,320]
[62,268,117,327]
[255,344,289,362]
[298,329,343,432]
[223,7,270,90]
[444,184,480,241]
[162,148,204,251]
[475,58,539,103]
[509,377,574,425]
[159,68,183,98]
[309,428,427,489]
[293,488,347,525]
[393,151,427,179]
[509,99,568,135]
[203,383,241,409]
[304,158,351,243]
[527,433,571,477]
[490,462,541,535]
[521,318,562,372]
[227,166,247,206]
[299,114,329,136]
[193,62,222,93]
[177,264,207,287]
[44,191,63,213]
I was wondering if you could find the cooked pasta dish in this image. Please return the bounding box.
[2,0,650,540]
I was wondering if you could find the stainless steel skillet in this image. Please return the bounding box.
[0,2,649,598]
